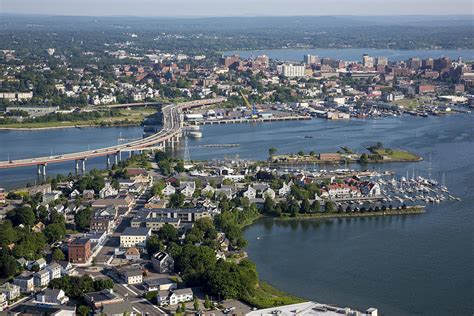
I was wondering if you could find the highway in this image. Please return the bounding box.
[0,98,226,170]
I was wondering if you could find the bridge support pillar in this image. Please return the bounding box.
[42,164,46,176]
[115,153,119,165]
[37,165,42,175]
[75,160,79,174]
[106,155,111,169]
[81,159,86,173]
[119,151,122,161]
[129,151,132,158]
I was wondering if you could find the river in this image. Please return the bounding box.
[0,114,473,314]
[224,48,474,62]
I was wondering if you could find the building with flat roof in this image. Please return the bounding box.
[68,237,91,263]
[246,301,378,316]
[84,289,123,309]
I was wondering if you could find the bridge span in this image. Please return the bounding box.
[0,98,226,173]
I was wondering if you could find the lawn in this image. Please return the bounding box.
[242,282,304,309]
[373,148,420,161]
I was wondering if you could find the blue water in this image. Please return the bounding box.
[0,126,142,188]
[224,48,474,62]
[0,114,473,315]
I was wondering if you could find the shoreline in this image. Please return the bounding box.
[0,122,141,131]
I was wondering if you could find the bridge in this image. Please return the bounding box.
[0,98,226,174]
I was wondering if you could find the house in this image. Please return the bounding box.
[278,181,293,196]
[34,269,51,288]
[157,288,193,306]
[16,258,28,268]
[201,184,215,196]
[84,289,123,309]
[68,237,91,264]
[83,190,95,200]
[360,182,381,196]
[0,283,20,301]
[90,217,114,234]
[180,184,195,198]
[325,183,360,199]
[91,196,134,213]
[28,258,47,270]
[99,183,118,199]
[43,191,61,204]
[151,252,174,273]
[115,267,143,285]
[131,216,181,231]
[143,278,177,292]
[35,288,69,305]
[46,262,62,281]
[243,185,257,199]
[0,293,7,312]
[57,261,73,276]
[125,247,140,260]
[145,195,168,209]
[69,189,80,199]
[13,272,35,293]
[162,183,176,196]
[120,227,151,248]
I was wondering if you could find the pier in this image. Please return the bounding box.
[190,115,310,125]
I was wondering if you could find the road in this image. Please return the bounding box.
[0,98,226,170]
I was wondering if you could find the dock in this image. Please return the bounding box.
[190,115,310,125]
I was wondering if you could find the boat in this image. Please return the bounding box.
[304,135,314,139]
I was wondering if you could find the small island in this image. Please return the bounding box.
[269,142,422,165]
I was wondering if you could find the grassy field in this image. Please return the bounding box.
[242,282,305,309]
[0,108,155,129]
[393,98,420,109]
[373,148,421,161]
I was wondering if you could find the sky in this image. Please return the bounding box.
[1,0,473,17]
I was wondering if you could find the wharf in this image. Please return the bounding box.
[190,115,310,125]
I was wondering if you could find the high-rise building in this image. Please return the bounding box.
[422,58,434,70]
[375,57,388,66]
[433,57,452,71]
[362,54,374,68]
[407,57,421,69]
[304,54,319,65]
[282,64,306,77]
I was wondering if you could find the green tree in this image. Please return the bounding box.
[268,147,277,159]
[204,295,212,309]
[300,198,311,214]
[8,206,36,227]
[360,153,369,163]
[77,305,90,316]
[169,193,185,208]
[193,297,200,311]
[0,249,18,279]
[297,150,305,156]
[146,235,164,254]
[52,248,66,261]
[262,196,276,215]
[325,201,336,213]
[158,224,178,244]
[44,223,66,243]
[74,207,92,231]
[311,200,320,212]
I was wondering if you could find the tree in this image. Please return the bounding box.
[74,207,92,231]
[325,201,336,213]
[44,223,66,243]
[169,193,185,208]
[193,297,200,311]
[77,306,90,316]
[52,248,66,261]
[180,302,186,313]
[376,141,384,149]
[360,153,369,163]
[204,295,212,309]
[146,235,163,254]
[158,224,178,244]
[0,249,18,279]
[300,198,311,214]
[297,150,305,156]
[262,196,275,215]
[268,147,277,159]
[309,150,316,156]
[311,200,320,212]
[8,206,36,227]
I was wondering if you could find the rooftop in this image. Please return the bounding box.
[122,227,151,236]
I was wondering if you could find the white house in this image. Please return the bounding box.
[151,252,174,273]
[0,283,20,301]
[157,288,193,306]
[278,181,293,196]
[34,269,51,288]
[0,293,7,312]
[162,183,176,196]
[35,288,69,305]
[243,185,257,199]
[46,262,62,281]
